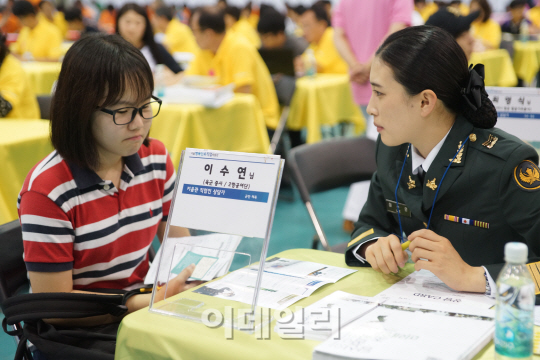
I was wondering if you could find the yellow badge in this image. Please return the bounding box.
[426,178,437,190]
[450,141,463,164]
[469,134,477,142]
[514,160,540,191]
[482,134,498,149]
[407,176,416,190]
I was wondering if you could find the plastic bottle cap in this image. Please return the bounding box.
[504,242,528,263]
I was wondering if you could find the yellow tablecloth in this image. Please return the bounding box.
[470,49,518,87]
[288,74,366,144]
[21,61,62,96]
[513,41,540,83]
[151,94,270,167]
[0,119,52,224]
[115,248,520,360]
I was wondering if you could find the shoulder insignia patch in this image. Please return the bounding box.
[514,160,540,191]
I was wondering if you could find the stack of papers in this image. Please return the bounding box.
[162,75,234,108]
[193,257,356,310]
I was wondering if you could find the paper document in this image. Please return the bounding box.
[193,259,357,310]
[254,257,356,283]
[275,291,378,341]
[312,306,494,360]
[144,234,242,284]
[374,269,495,317]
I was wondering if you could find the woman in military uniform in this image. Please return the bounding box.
[346,26,540,295]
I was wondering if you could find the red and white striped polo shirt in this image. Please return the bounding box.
[18,138,175,290]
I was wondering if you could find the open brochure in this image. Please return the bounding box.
[373,269,495,317]
[275,291,378,341]
[192,258,356,310]
[312,305,494,360]
[144,234,242,283]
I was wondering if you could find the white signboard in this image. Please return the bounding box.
[486,86,540,144]
[170,149,282,238]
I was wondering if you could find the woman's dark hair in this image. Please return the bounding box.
[116,3,164,65]
[0,32,8,66]
[51,34,153,170]
[376,26,496,129]
[471,0,492,22]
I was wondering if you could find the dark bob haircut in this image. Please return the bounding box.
[376,26,496,128]
[12,1,36,17]
[51,34,153,170]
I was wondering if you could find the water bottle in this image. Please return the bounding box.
[520,21,529,42]
[494,242,535,360]
[304,48,317,77]
[154,64,166,98]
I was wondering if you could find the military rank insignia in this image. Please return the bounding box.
[444,214,489,229]
[514,160,540,191]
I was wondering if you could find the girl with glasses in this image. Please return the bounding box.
[18,34,199,326]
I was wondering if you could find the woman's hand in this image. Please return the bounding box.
[154,264,204,302]
[364,234,408,274]
[408,229,485,292]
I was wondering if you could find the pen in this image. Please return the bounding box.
[401,240,411,250]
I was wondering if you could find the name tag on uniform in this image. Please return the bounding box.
[386,199,411,217]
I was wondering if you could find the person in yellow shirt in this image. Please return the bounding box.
[415,0,439,22]
[152,6,198,54]
[527,3,540,30]
[0,34,40,119]
[38,1,67,37]
[300,4,347,74]
[187,7,279,130]
[10,1,62,61]
[470,0,501,50]
[224,6,261,48]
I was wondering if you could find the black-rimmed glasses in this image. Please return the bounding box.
[99,96,162,125]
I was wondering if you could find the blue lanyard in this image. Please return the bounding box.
[394,136,470,242]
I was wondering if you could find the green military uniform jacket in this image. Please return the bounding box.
[345,116,540,280]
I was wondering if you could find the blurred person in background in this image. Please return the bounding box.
[11,0,62,61]
[435,0,470,14]
[501,0,530,34]
[334,0,413,232]
[470,0,501,50]
[64,7,99,38]
[116,3,181,77]
[241,2,259,29]
[285,4,305,37]
[38,0,67,37]
[187,6,279,131]
[300,3,347,74]
[224,5,260,48]
[98,4,116,34]
[152,5,198,54]
[258,6,307,147]
[426,7,480,60]
[415,0,439,21]
[0,0,21,34]
[0,32,39,119]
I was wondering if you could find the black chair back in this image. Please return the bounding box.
[36,96,52,120]
[0,220,27,306]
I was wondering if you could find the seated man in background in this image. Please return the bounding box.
[501,0,530,35]
[258,7,308,60]
[0,32,39,119]
[10,0,62,61]
[224,5,261,48]
[426,7,480,60]
[300,3,347,74]
[64,7,99,38]
[38,0,67,38]
[153,6,198,54]
[187,6,279,131]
